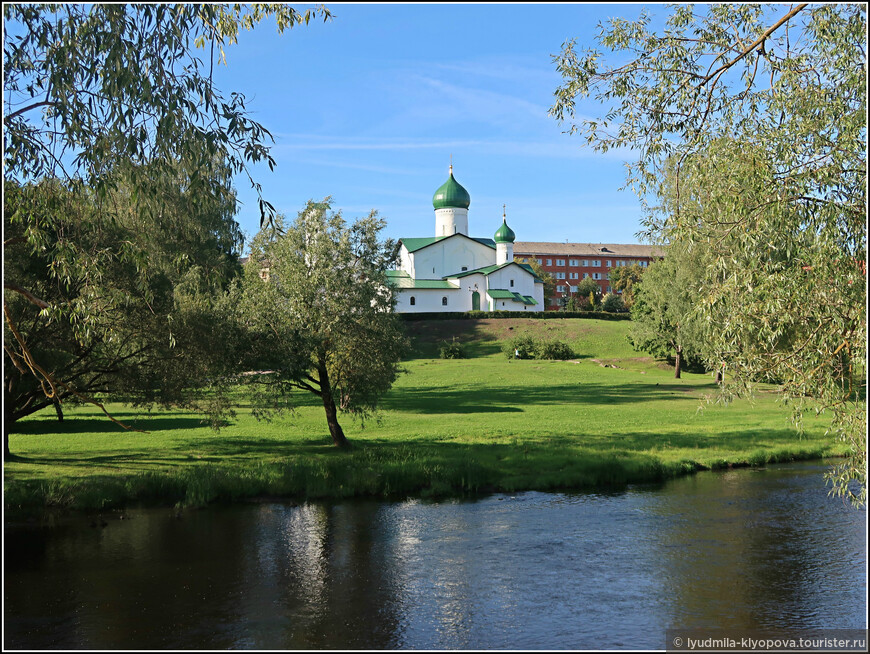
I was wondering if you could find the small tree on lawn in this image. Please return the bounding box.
[574,277,601,310]
[236,199,407,448]
[601,292,626,313]
[609,263,646,309]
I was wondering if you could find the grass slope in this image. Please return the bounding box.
[4,318,844,513]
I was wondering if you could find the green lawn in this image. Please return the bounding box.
[4,318,845,513]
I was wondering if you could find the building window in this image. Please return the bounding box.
[582,259,588,267]
[556,259,566,267]
[569,259,579,266]
[583,273,589,279]
[556,285,566,293]
[442,296,448,306]
[410,296,416,306]
[593,260,601,267]
[569,285,578,293]
[605,273,611,280]
[461,266,468,271]
[606,260,612,267]
[606,286,612,293]
[555,272,566,279]
[510,279,515,287]
[546,259,553,266]
[593,273,601,280]
[569,272,578,280]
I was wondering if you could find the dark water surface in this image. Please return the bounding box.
[4,461,866,649]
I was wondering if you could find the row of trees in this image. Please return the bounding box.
[4,5,408,455]
[528,257,641,312]
[552,3,866,504]
[4,177,405,453]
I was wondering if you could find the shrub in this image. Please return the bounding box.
[601,293,627,313]
[504,335,538,359]
[536,340,575,360]
[439,338,466,359]
[504,335,574,360]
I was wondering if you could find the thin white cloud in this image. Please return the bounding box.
[268,135,636,161]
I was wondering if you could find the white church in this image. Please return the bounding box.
[387,166,545,313]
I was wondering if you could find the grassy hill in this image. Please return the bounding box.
[4,318,844,513]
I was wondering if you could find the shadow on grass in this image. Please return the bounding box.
[10,416,212,436]
[381,381,701,413]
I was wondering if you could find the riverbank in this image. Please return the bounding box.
[4,319,847,515]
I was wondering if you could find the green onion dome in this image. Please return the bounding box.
[432,165,471,210]
[494,217,515,243]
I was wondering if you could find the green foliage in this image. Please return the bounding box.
[551,4,866,504]
[4,4,330,220]
[608,264,645,308]
[628,245,709,378]
[535,340,576,361]
[504,335,539,360]
[234,199,408,447]
[3,4,330,453]
[439,338,466,359]
[574,277,602,303]
[504,335,574,360]
[601,293,626,313]
[3,164,242,431]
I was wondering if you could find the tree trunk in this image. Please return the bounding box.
[53,398,64,422]
[322,393,350,448]
[318,360,350,448]
[674,345,682,379]
[4,385,12,460]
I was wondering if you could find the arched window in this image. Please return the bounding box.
[409,296,416,306]
[442,296,448,306]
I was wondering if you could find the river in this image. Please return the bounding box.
[4,461,866,649]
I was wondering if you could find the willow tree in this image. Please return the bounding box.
[4,157,242,445]
[3,4,330,448]
[235,200,407,448]
[551,4,866,504]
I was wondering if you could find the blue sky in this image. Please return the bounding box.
[210,3,653,251]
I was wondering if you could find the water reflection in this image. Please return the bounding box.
[4,462,866,650]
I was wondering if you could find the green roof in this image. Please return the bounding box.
[448,261,543,283]
[487,289,516,299]
[487,289,538,305]
[432,169,471,210]
[385,270,458,289]
[401,234,496,253]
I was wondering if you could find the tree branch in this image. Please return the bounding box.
[3,283,50,309]
[702,4,808,83]
[3,99,55,121]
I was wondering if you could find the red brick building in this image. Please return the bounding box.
[512,242,664,310]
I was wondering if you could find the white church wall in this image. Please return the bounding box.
[444,273,487,311]
[532,282,545,308]
[395,288,463,313]
[411,237,496,279]
[399,246,416,279]
[486,265,543,312]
